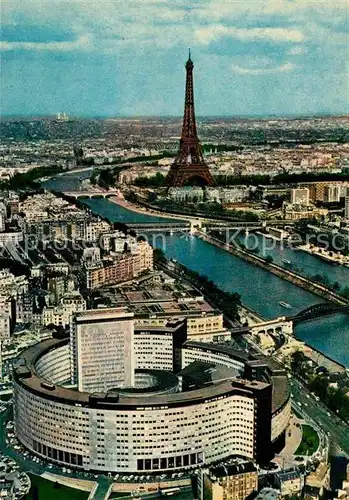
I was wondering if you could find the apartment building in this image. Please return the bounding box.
[199,462,258,500]
[85,240,153,289]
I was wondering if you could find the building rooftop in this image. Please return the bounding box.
[183,340,249,362]
[74,307,133,322]
[208,461,257,479]
[96,281,217,320]
[277,468,301,482]
[13,337,271,410]
[178,361,240,390]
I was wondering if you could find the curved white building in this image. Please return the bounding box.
[13,334,290,474]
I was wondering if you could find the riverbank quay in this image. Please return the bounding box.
[299,244,349,268]
[300,343,346,374]
[109,195,189,221]
[155,258,243,330]
[126,192,263,223]
[238,305,266,325]
[156,258,340,375]
[197,232,349,306]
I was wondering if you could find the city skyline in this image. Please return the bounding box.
[1,0,348,117]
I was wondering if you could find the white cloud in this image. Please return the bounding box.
[0,35,90,52]
[196,26,305,44]
[288,46,306,55]
[0,0,346,57]
[231,61,295,74]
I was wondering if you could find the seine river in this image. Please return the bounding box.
[43,174,349,366]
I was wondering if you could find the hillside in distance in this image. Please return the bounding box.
[1,115,348,145]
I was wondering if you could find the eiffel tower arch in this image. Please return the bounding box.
[166,52,215,187]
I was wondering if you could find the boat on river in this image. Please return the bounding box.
[279,301,292,309]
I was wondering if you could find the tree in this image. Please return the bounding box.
[90,169,99,185]
[309,375,329,400]
[265,255,274,264]
[148,192,158,203]
[113,221,128,234]
[134,172,166,187]
[98,169,115,189]
[154,248,166,262]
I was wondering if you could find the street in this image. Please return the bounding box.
[289,378,349,455]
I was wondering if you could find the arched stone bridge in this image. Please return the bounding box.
[62,190,120,199]
[290,302,349,324]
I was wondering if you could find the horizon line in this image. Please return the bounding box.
[1,113,349,121]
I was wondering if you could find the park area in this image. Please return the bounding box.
[295,424,320,457]
[25,474,89,500]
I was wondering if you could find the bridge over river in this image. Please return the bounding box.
[289,303,349,324]
[130,221,266,232]
[61,190,120,199]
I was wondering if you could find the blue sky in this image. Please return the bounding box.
[1,0,348,117]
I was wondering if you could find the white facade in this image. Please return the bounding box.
[181,345,245,373]
[206,187,249,203]
[323,185,341,203]
[82,247,101,264]
[42,292,86,328]
[13,333,290,474]
[345,187,349,220]
[0,296,12,339]
[35,343,71,385]
[0,231,23,246]
[14,377,256,472]
[291,188,310,206]
[0,316,11,340]
[134,331,173,371]
[84,220,110,242]
[271,400,292,442]
[169,187,204,202]
[0,202,6,232]
[70,308,135,392]
[186,314,230,342]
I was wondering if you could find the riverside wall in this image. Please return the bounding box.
[197,232,348,306]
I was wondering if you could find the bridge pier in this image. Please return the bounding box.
[251,317,294,337]
[190,220,202,234]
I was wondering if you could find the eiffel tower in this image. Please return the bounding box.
[166,51,215,187]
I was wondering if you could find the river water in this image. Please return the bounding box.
[236,232,349,290]
[43,175,349,367]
